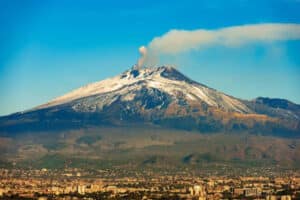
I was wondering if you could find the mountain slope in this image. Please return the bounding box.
[0,66,299,137]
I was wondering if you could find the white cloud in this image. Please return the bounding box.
[148,23,300,54]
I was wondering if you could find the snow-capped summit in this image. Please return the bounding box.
[37,66,252,114]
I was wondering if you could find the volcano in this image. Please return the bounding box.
[0,66,300,169]
[0,66,299,136]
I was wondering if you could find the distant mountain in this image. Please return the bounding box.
[0,66,299,137]
[246,97,300,120]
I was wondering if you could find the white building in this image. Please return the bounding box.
[77,185,86,195]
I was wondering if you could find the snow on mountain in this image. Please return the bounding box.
[1,65,299,137]
[37,66,252,114]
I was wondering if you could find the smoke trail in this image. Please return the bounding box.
[146,23,300,56]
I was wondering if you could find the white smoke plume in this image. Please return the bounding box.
[137,46,147,68]
[147,23,300,55]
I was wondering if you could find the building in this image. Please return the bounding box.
[77,185,86,195]
[281,195,292,200]
[244,188,261,197]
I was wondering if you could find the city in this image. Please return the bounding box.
[0,168,299,200]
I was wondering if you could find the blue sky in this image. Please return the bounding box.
[0,0,300,115]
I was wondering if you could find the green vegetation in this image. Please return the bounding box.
[76,135,102,145]
[43,142,66,150]
[1,126,299,170]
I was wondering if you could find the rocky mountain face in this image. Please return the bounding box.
[0,66,299,137]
